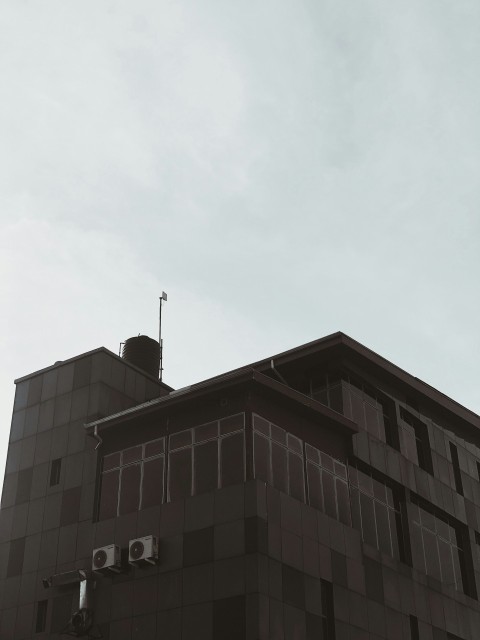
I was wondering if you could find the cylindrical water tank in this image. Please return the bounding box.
[122,335,160,378]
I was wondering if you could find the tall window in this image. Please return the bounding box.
[311,373,398,447]
[410,499,468,594]
[316,579,336,639]
[253,414,305,502]
[35,600,48,633]
[399,408,433,474]
[449,442,464,496]
[349,465,403,560]
[305,444,351,526]
[167,413,245,501]
[99,437,166,519]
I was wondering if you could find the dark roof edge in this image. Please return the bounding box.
[248,332,479,425]
[338,334,480,426]
[14,346,174,391]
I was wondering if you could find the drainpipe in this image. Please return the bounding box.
[93,425,103,450]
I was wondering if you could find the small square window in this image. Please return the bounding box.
[50,458,62,486]
[36,600,48,633]
[409,615,419,640]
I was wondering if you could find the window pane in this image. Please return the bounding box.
[194,422,218,443]
[194,440,218,494]
[410,523,425,572]
[336,479,351,526]
[322,471,336,519]
[123,446,142,465]
[307,463,323,511]
[272,442,288,493]
[142,457,164,508]
[360,492,377,547]
[288,452,305,502]
[287,433,303,454]
[254,433,270,483]
[145,439,164,458]
[306,444,320,464]
[375,501,392,555]
[350,391,365,429]
[168,448,192,501]
[103,452,121,471]
[329,384,343,413]
[372,478,386,503]
[334,461,347,480]
[320,453,334,473]
[350,488,362,532]
[452,547,464,592]
[420,508,435,532]
[390,510,401,560]
[400,424,418,465]
[424,529,442,581]
[221,432,245,487]
[219,413,244,434]
[271,424,286,444]
[438,537,455,588]
[365,402,381,439]
[119,463,141,515]
[436,518,450,542]
[357,469,373,496]
[253,415,269,435]
[99,470,119,520]
[170,429,192,450]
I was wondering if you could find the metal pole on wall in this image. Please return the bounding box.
[159,292,167,381]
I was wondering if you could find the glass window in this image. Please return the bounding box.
[306,443,350,526]
[142,457,164,508]
[145,438,164,458]
[119,463,141,515]
[50,458,62,486]
[194,440,218,494]
[410,499,468,593]
[221,431,245,487]
[307,463,323,511]
[350,466,402,560]
[254,433,269,484]
[99,438,166,519]
[272,442,288,493]
[98,414,245,516]
[252,414,305,502]
[449,442,464,496]
[399,409,433,474]
[168,448,192,501]
[194,421,218,443]
[220,413,244,434]
[288,451,305,502]
[123,445,142,465]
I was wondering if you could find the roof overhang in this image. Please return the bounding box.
[85,368,358,437]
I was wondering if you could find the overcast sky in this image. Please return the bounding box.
[1,1,479,478]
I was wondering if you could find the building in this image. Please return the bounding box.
[1,332,480,639]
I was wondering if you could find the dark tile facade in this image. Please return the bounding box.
[1,333,480,639]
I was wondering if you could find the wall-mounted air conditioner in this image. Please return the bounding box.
[92,544,121,574]
[128,535,159,566]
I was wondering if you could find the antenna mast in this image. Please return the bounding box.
[159,292,168,381]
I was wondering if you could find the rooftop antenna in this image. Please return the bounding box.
[159,292,168,381]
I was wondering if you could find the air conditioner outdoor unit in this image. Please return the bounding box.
[92,544,121,574]
[128,535,159,566]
